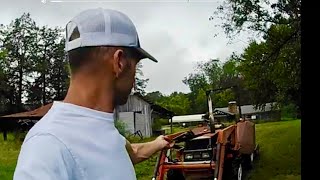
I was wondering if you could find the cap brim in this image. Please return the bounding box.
[136,48,158,63]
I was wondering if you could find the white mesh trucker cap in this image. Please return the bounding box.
[65,8,158,62]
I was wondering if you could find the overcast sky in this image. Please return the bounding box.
[1,0,250,95]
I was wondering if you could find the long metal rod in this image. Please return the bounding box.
[213,143,221,180]
[152,149,165,180]
[207,92,215,133]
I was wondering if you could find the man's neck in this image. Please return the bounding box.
[63,77,115,113]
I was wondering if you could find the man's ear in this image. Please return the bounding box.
[112,49,126,78]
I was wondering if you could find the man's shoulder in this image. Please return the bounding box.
[24,107,72,141]
[23,132,68,152]
[22,108,73,154]
[20,132,75,166]
[14,133,79,180]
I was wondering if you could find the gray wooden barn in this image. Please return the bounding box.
[114,93,174,137]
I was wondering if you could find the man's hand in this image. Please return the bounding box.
[153,135,173,151]
[125,135,174,165]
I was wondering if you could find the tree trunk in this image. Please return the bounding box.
[42,72,46,105]
[18,61,23,111]
[42,47,47,105]
[57,66,61,100]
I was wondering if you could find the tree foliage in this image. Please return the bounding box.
[26,26,66,106]
[182,58,252,114]
[134,62,149,96]
[213,0,301,38]
[0,13,70,113]
[213,0,301,116]
[0,13,37,112]
[146,91,191,116]
[0,49,11,114]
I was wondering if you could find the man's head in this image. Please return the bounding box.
[65,8,157,106]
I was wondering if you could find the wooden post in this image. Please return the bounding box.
[170,117,173,134]
[133,112,136,132]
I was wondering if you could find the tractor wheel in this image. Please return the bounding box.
[166,169,185,180]
[231,159,244,180]
[222,158,243,180]
[236,164,243,180]
[255,144,260,158]
[242,154,253,170]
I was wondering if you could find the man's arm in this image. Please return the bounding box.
[125,135,170,165]
[14,134,76,180]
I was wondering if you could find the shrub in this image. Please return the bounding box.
[114,120,129,137]
[152,120,162,131]
[281,103,298,119]
[152,118,169,131]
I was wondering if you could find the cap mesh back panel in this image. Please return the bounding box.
[110,13,135,35]
[78,11,105,33]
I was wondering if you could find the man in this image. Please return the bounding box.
[14,8,170,180]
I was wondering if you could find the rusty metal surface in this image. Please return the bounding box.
[236,120,256,154]
[184,170,215,180]
[190,126,211,135]
[157,149,167,180]
[165,131,187,141]
[1,103,53,119]
[217,145,226,180]
[163,163,215,170]
[217,125,236,144]
[156,124,242,180]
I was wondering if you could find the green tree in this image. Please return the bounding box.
[134,62,149,96]
[213,0,301,116]
[49,39,70,101]
[220,55,253,106]
[26,25,69,105]
[183,59,221,114]
[183,58,246,113]
[145,91,164,103]
[26,26,64,105]
[239,24,300,111]
[213,0,301,39]
[1,13,70,111]
[0,49,11,114]
[0,13,38,111]
[156,92,191,115]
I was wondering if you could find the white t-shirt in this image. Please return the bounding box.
[14,101,136,180]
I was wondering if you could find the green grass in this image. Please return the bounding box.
[0,120,301,180]
[162,125,189,134]
[247,120,301,180]
[0,133,21,180]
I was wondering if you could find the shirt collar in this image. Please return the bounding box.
[51,101,115,122]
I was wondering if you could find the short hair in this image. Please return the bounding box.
[67,27,142,74]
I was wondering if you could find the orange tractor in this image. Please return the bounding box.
[152,87,259,180]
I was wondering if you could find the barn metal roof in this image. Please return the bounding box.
[0,102,53,120]
[215,102,278,115]
[172,114,205,123]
